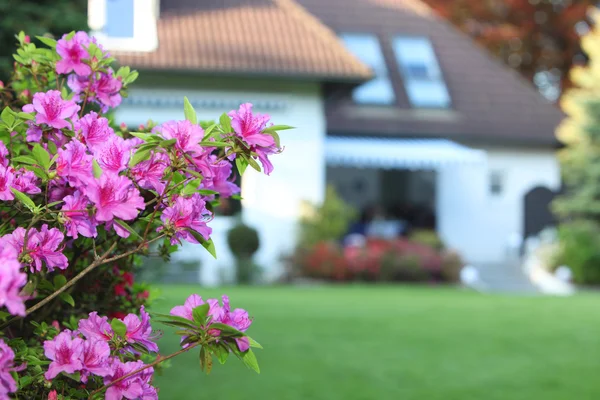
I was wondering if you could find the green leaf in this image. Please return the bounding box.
[192,304,210,326]
[53,275,67,289]
[247,156,262,172]
[262,124,294,133]
[183,97,198,125]
[209,323,245,338]
[1,107,15,128]
[111,319,127,338]
[11,156,37,165]
[130,147,152,167]
[114,219,141,239]
[202,123,218,140]
[32,144,51,170]
[19,374,33,388]
[10,188,39,214]
[47,140,58,156]
[199,346,213,374]
[202,237,217,259]
[219,113,232,133]
[153,313,198,328]
[47,200,64,208]
[248,337,263,349]
[241,348,260,373]
[181,178,201,196]
[129,132,153,141]
[268,130,281,148]
[236,157,248,175]
[198,189,218,196]
[0,311,11,320]
[124,70,139,86]
[92,159,103,178]
[211,343,230,364]
[184,168,204,180]
[231,194,243,200]
[199,141,228,148]
[63,371,81,381]
[59,293,75,307]
[17,112,35,121]
[160,138,177,148]
[65,31,76,40]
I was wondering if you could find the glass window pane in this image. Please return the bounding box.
[105,0,135,38]
[354,77,396,105]
[405,80,451,108]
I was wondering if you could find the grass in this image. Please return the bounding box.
[151,285,600,400]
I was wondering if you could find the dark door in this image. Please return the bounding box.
[523,186,557,241]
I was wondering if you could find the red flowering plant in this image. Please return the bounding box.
[0,31,290,399]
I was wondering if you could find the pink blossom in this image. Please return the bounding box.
[61,191,97,239]
[130,152,168,193]
[104,360,148,400]
[160,194,212,245]
[0,339,17,398]
[0,226,68,272]
[202,158,240,198]
[0,142,8,167]
[79,339,111,382]
[104,220,133,239]
[48,177,75,203]
[44,331,84,379]
[0,165,14,201]
[12,169,41,195]
[122,306,159,353]
[94,136,130,174]
[56,139,93,186]
[48,390,58,400]
[77,111,114,150]
[0,247,27,316]
[94,70,123,111]
[78,312,113,342]
[229,103,279,175]
[159,120,204,155]
[56,31,92,76]
[24,121,43,142]
[86,173,145,222]
[29,90,79,130]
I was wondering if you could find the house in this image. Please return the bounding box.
[87,0,563,284]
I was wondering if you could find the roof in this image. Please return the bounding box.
[296,0,564,145]
[113,0,372,82]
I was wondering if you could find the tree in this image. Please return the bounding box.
[553,9,600,284]
[0,0,87,80]
[422,0,595,100]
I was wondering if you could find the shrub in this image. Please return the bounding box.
[555,220,600,285]
[227,222,261,284]
[440,251,463,283]
[409,229,445,251]
[0,31,289,398]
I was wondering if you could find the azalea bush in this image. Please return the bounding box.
[0,31,290,399]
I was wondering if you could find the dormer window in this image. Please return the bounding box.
[393,37,451,108]
[88,0,158,52]
[339,33,395,105]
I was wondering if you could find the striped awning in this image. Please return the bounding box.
[325,137,487,170]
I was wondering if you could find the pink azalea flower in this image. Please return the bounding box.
[56,31,92,76]
[94,70,122,112]
[130,152,169,193]
[229,103,279,175]
[159,194,212,245]
[159,120,204,155]
[94,136,130,174]
[48,177,75,203]
[0,165,14,201]
[202,158,240,198]
[78,312,113,342]
[0,339,17,398]
[0,226,68,272]
[104,360,148,400]
[0,247,27,316]
[79,339,111,383]
[0,142,8,166]
[29,90,80,130]
[86,173,145,222]
[77,111,114,150]
[122,306,159,353]
[44,331,84,380]
[61,191,97,239]
[24,121,43,142]
[12,169,41,195]
[170,294,206,321]
[56,140,93,186]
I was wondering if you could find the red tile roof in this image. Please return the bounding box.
[113,0,372,82]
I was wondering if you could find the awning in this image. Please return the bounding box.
[325,137,487,170]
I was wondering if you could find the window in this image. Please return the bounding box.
[489,171,503,196]
[393,37,451,108]
[105,0,135,38]
[339,33,395,105]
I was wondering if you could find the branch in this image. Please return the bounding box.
[88,342,201,400]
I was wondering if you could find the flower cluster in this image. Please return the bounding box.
[0,30,277,399]
[44,307,158,399]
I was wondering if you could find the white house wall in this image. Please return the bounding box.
[437,146,560,265]
[114,75,326,284]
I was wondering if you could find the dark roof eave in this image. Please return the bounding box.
[121,64,373,85]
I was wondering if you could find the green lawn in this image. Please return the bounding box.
[151,285,600,400]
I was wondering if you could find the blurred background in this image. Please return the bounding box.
[5,0,600,398]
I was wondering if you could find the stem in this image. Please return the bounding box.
[88,342,201,399]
